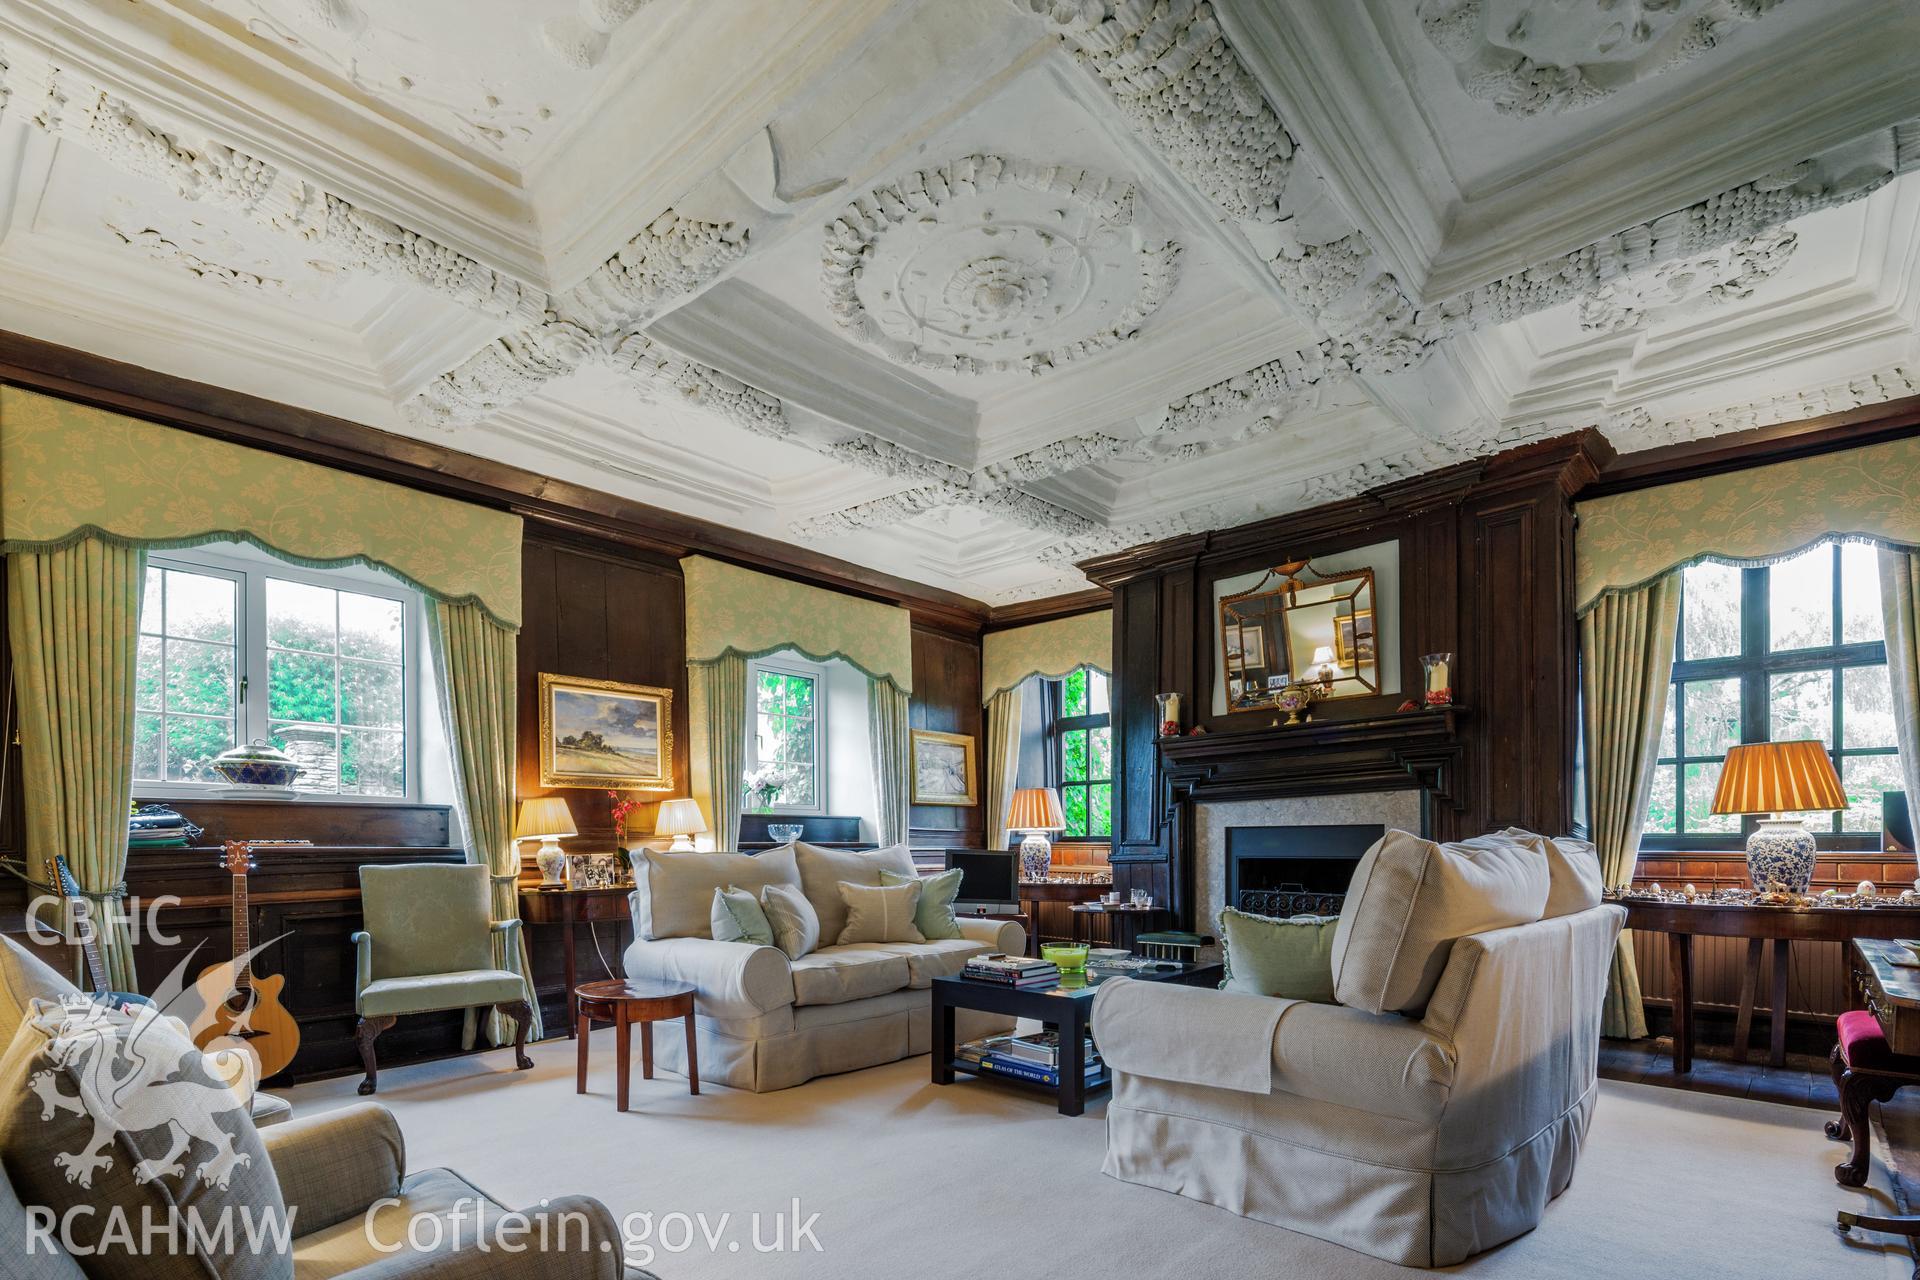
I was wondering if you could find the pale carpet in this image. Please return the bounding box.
[282,1033,1910,1279]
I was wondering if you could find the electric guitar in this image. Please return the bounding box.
[192,840,302,1079]
[48,855,147,1010]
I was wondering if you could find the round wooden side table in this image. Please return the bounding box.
[574,978,698,1111]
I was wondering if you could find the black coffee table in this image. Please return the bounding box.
[931,961,1223,1116]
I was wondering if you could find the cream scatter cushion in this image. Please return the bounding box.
[881,867,965,940]
[1499,827,1605,917]
[1216,909,1339,1002]
[792,841,919,944]
[760,882,822,960]
[837,881,926,945]
[711,885,775,946]
[1330,829,1550,1016]
[630,847,800,940]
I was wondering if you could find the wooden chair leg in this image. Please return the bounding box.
[575,1003,590,1095]
[355,1015,395,1096]
[498,1000,535,1071]
[1832,1069,1904,1188]
[1826,1045,1852,1143]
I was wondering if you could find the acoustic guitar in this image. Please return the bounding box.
[47,855,147,1011]
[192,840,302,1079]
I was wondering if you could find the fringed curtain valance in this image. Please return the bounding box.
[680,555,913,694]
[1574,434,1920,616]
[0,387,523,629]
[981,610,1112,704]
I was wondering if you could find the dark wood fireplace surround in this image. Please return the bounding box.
[1080,433,1610,935]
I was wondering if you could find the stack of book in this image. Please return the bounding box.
[960,954,1059,988]
[957,1030,1104,1087]
[128,805,200,850]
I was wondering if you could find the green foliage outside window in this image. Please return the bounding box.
[1645,541,1896,844]
[1055,668,1112,839]
[751,666,819,809]
[135,563,407,796]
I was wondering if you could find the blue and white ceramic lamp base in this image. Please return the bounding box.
[1744,818,1817,893]
[1020,834,1053,883]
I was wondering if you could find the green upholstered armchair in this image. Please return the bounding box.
[352,863,536,1095]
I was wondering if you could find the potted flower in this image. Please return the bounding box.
[606,790,640,849]
[742,762,799,813]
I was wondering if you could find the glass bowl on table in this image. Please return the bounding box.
[1040,943,1089,972]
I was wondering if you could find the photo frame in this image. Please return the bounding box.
[1335,609,1376,668]
[911,729,977,806]
[538,673,674,791]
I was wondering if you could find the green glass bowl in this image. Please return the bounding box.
[1041,944,1089,972]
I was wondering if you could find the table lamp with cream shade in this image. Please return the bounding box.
[1710,739,1848,893]
[653,798,708,852]
[514,796,577,886]
[1009,787,1067,883]
[1308,644,1341,690]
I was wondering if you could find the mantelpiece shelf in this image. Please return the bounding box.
[1157,707,1468,809]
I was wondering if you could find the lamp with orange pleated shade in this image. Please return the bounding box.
[1710,740,1847,893]
[1008,787,1067,884]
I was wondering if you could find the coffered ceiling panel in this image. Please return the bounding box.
[1,0,1917,605]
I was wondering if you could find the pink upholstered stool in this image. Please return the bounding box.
[1828,1009,1920,1187]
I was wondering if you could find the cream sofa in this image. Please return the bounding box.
[1092,829,1624,1268]
[621,843,1025,1092]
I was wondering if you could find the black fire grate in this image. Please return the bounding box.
[1238,888,1345,918]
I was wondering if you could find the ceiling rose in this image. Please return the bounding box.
[821,154,1181,376]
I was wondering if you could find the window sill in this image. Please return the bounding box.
[134,788,420,807]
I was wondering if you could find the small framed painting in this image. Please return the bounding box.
[538,673,674,791]
[911,729,977,806]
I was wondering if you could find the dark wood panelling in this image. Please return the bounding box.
[140,798,452,848]
[123,845,467,1082]
[908,624,984,852]
[1082,433,1606,931]
[984,589,1111,631]
[514,535,689,850]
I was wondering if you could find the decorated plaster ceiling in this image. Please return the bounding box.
[1416,0,1793,117]
[0,0,1918,605]
[821,155,1182,377]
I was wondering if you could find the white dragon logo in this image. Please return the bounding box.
[31,942,270,1191]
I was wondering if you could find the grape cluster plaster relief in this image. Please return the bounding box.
[1418,0,1794,118]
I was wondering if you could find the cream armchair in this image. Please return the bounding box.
[352,863,535,1095]
[1093,904,1624,1268]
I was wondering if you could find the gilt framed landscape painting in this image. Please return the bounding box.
[538,673,674,791]
[911,728,977,806]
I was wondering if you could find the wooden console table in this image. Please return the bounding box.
[520,885,632,1038]
[1621,899,1920,1072]
[1017,879,1110,955]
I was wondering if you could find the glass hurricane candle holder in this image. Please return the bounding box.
[1421,653,1453,707]
[1155,692,1182,737]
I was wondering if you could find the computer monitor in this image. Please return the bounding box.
[1886,790,1913,854]
[946,850,1017,913]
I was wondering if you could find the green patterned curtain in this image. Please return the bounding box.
[689,654,748,851]
[985,686,1024,852]
[7,540,144,992]
[868,679,912,846]
[1580,574,1680,1039]
[1880,549,1920,842]
[429,601,541,1045]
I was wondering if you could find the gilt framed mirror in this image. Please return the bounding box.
[1219,560,1379,712]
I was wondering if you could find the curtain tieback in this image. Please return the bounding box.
[0,859,127,900]
[489,873,521,884]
